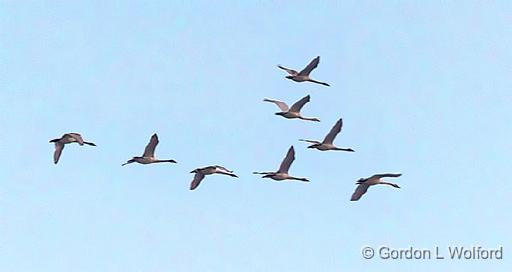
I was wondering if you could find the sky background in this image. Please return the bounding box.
[1,1,511,271]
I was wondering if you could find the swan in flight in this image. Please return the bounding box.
[49,133,96,164]
[264,95,320,122]
[189,165,239,190]
[278,56,330,86]
[300,118,354,151]
[253,146,309,182]
[122,133,177,166]
[350,173,402,201]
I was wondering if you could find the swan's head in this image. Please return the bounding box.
[190,169,199,174]
[285,75,294,80]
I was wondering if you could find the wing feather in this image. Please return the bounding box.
[143,134,159,157]
[277,65,298,75]
[372,173,402,179]
[350,183,370,201]
[278,146,295,173]
[263,98,289,112]
[53,143,64,164]
[215,165,233,173]
[299,139,321,144]
[68,133,84,145]
[298,56,320,76]
[190,173,205,190]
[322,118,343,144]
[289,95,311,113]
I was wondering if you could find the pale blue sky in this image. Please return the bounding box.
[1,1,511,271]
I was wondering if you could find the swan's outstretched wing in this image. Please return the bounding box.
[253,171,274,175]
[289,95,311,113]
[190,172,205,190]
[277,65,298,76]
[215,166,238,177]
[263,98,289,112]
[298,56,320,76]
[53,143,65,164]
[351,183,370,201]
[143,134,159,157]
[299,139,321,144]
[323,118,343,144]
[215,165,233,173]
[68,133,84,145]
[278,146,295,173]
[371,173,402,179]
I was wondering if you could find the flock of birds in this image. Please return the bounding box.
[49,56,401,201]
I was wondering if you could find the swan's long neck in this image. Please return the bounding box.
[300,116,320,122]
[333,147,354,152]
[154,159,176,163]
[308,79,330,86]
[289,176,309,182]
